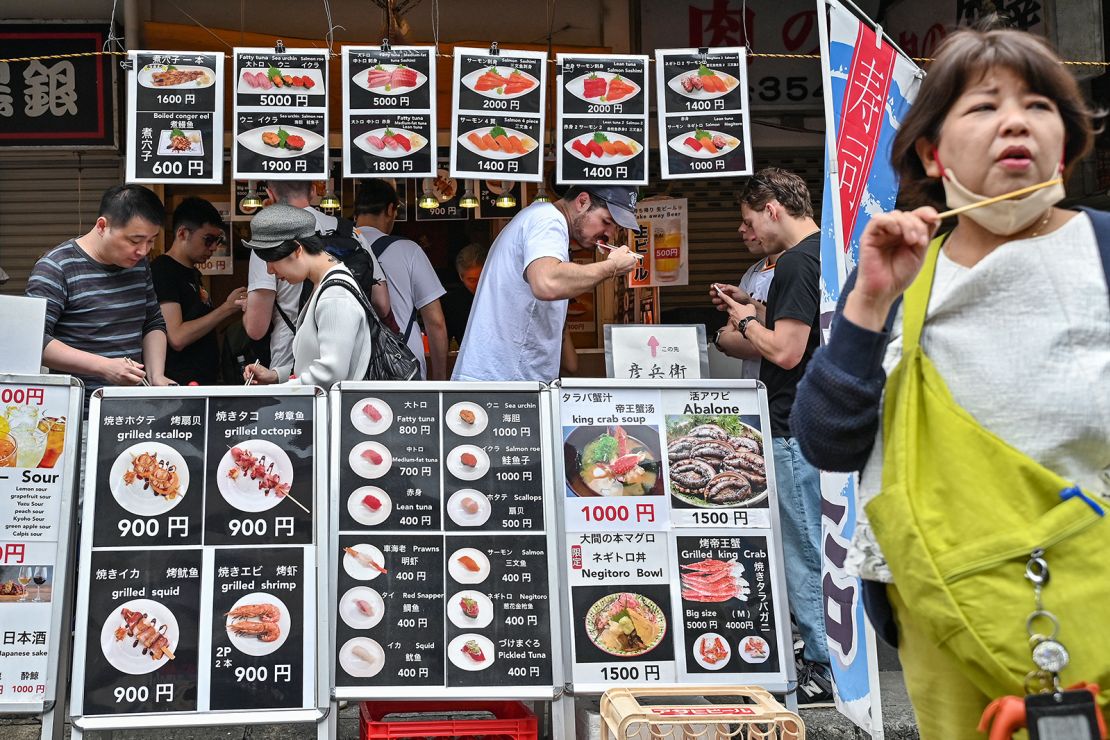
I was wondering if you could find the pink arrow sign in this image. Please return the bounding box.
[647,335,659,358]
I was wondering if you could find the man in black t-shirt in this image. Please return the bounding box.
[711,168,831,706]
[151,198,246,384]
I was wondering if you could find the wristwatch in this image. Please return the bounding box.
[712,326,727,349]
[737,316,759,338]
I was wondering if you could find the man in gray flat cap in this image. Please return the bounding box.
[452,186,640,382]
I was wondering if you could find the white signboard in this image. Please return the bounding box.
[0,297,46,375]
[634,198,690,286]
[605,324,708,381]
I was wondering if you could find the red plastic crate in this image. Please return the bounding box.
[359,700,538,740]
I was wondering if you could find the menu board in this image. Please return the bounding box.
[126,51,223,184]
[654,48,753,180]
[450,47,547,182]
[233,48,329,180]
[342,46,437,179]
[556,54,649,186]
[71,388,326,730]
[331,382,559,698]
[475,179,526,219]
[556,380,790,692]
[415,165,468,222]
[635,197,690,286]
[0,377,81,711]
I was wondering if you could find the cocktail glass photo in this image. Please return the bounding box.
[32,567,46,602]
[17,566,31,603]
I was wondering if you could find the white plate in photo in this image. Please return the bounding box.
[349,397,393,436]
[156,129,204,156]
[236,125,325,158]
[445,401,488,436]
[461,67,539,99]
[448,633,496,671]
[448,547,490,585]
[217,440,294,513]
[225,592,291,656]
[339,586,385,630]
[458,127,536,161]
[349,441,392,479]
[352,63,428,95]
[354,127,429,158]
[667,130,740,159]
[137,64,215,89]
[339,636,385,678]
[564,132,641,165]
[446,444,489,481]
[237,67,325,94]
[447,590,493,629]
[565,71,641,105]
[446,489,491,527]
[666,69,739,100]
[109,442,190,517]
[347,486,392,527]
[692,632,732,671]
[343,543,387,581]
[100,598,179,675]
[422,169,457,202]
[738,635,771,664]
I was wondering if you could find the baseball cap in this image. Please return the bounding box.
[243,204,317,250]
[585,186,640,232]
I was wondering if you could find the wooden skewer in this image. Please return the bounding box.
[936,177,1062,219]
[243,361,257,386]
[281,492,311,515]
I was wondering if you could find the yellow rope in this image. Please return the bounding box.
[1,49,1107,67]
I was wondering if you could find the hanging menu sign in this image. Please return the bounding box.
[450,47,547,182]
[475,179,525,219]
[654,48,753,180]
[331,382,559,698]
[126,51,223,184]
[342,46,437,179]
[415,165,469,222]
[556,380,790,692]
[233,48,329,180]
[70,388,326,731]
[556,54,649,186]
[0,376,82,712]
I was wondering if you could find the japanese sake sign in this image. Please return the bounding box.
[342,46,437,179]
[126,51,224,184]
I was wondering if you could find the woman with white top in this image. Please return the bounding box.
[242,204,372,386]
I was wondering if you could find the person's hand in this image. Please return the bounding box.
[717,290,758,325]
[855,207,941,308]
[100,357,146,385]
[244,363,279,385]
[604,245,640,277]
[710,283,750,312]
[223,286,248,314]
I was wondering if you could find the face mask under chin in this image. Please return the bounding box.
[940,168,1064,236]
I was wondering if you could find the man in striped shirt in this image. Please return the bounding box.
[25,185,172,398]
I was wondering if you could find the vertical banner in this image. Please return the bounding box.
[342,46,437,179]
[654,48,753,180]
[126,51,224,184]
[233,48,329,180]
[555,54,650,186]
[634,198,689,286]
[817,0,922,735]
[450,47,547,182]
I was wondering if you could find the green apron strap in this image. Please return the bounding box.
[900,235,947,352]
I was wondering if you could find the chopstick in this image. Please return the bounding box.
[595,241,644,260]
[126,357,152,387]
[936,177,1062,219]
[244,361,257,386]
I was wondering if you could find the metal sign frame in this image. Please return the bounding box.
[0,374,83,740]
[69,385,330,736]
[551,378,797,698]
[326,381,567,735]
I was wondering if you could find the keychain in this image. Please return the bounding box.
[978,550,1106,740]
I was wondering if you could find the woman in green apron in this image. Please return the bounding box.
[792,26,1109,739]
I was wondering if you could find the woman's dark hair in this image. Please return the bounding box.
[891,27,1097,207]
[255,234,325,263]
[99,184,165,227]
[738,168,814,218]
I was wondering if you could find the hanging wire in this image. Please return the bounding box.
[103,0,127,52]
[430,0,441,56]
[166,0,235,50]
[321,0,345,54]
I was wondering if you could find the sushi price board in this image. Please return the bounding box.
[554,379,793,693]
[342,46,437,179]
[556,54,650,186]
[126,51,224,184]
[450,47,547,182]
[0,375,82,720]
[654,48,754,180]
[330,382,561,699]
[233,48,329,181]
[70,387,329,735]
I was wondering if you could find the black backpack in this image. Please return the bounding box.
[316,277,422,381]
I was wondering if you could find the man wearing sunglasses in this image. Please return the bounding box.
[152,197,246,384]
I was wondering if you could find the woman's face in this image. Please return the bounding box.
[919,66,1065,197]
[265,244,308,283]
